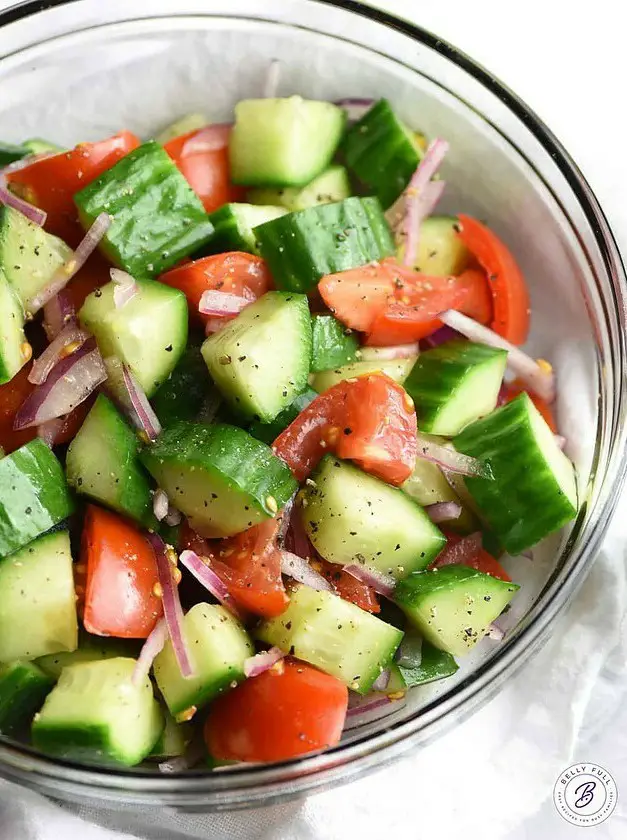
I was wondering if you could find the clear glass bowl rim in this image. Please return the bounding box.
[0,0,626,810]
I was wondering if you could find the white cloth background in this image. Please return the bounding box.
[1,1,626,838]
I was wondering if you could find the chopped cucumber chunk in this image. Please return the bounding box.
[310,357,416,392]
[397,637,459,687]
[151,342,213,428]
[0,142,29,166]
[155,113,208,145]
[36,633,139,680]
[310,314,359,373]
[247,165,351,211]
[301,456,445,579]
[141,422,297,538]
[257,585,403,694]
[408,216,472,275]
[0,530,78,661]
[454,392,578,554]
[0,660,54,734]
[0,268,27,384]
[395,565,519,656]
[205,203,287,254]
[248,387,317,444]
[202,291,312,423]
[230,96,345,187]
[149,709,192,758]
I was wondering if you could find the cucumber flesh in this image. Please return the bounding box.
[32,657,163,766]
[149,709,192,758]
[205,203,287,255]
[151,342,213,428]
[74,141,214,278]
[154,603,253,717]
[23,138,63,155]
[397,638,459,687]
[256,584,403,694]
[310,357,416,392]
[407,216,472,276]
[301,455,445,579]
[230,97,346,187]
[404,340,507,435]
[248,387,317,445]
[155,113,208,145]
[310,314,359,373]
[395,565,519,656]
[36,633,139,680]
[0,268,27,384]
[79,278,188,396]
[201,291,312,422]
[254,196,394,293]
[140,422,297,538]
[454,392,578,554]
[0,530,78,661]
[0,438,74,558]
[0,205,72,313]
[342,98,423,208]
[66,394,155,527]
[0,660,54,734]
[247,165,351,212]
[0,142,29,166]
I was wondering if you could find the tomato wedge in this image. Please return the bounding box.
[79,506,163,638]
[0,363,94,454]
[273,373,417,485]
[500,377,556,432]
[316,558,380,614]
[62,251,113,312]
[6,131,140,244]
[318,260,398,332]
[164,125,245,213]
[159,252,272,327]
[431,532,511,582]
[205,658,348,762]
[457,214,530,345]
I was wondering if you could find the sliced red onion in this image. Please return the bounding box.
[439,310,555,403]
[14,338,106,429]
[433,531,482,568]
[358,342,420,361]
[555,434,566,450]
[334,98,375,123]
[158,739,206,774]
[43,291,76,341]
[111,268,138,309]
[244,646,285,679]
[416,433,493,479]
[262,59,281,99]
[153,489,169,522]
[204,316,232,335]
[0,181,46,226]
[147,534,193,679]
[28,323,89,385]
[342,563,395,598]
[421,324,460,349]
[425,501,462,523]
[487,622,505,641]
[344,695,403,730]
[371,669,390,692]
[164,505,182,527]
[182,124,231,155]
[121,364,162,441]
[285,507,313,560]
[179,550,242,619]
[199,290,251,317]
[276,492,297,547]
[27,212,111,313]
[280,551,333,592]
[36,417,65,448]
[132,618,168,686]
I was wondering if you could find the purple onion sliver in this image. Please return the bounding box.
[132,618,168,686]
[416,432,493,479]
[36,417,65,448]
[0,181,47,226]
[121,364,162,441]
[342,563,395,598]
[425,501,463,524]
[280,551,333,592]
[199,289,250,317]
[43,291,76,341]
[178,550,242,619]
[111,268,139,309]
[164,505,182,527]
[147,534,194,679]
[276,492,298,547]
[487,623,505,641]
[421,325,461,350]
[243,647,285,679]
[371,669,390,692]
[29,323,89,385]
[153,489,169,522]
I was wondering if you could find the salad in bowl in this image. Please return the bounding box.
[0,67,577,771]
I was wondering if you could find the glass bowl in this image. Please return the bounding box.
[0,0,626,812]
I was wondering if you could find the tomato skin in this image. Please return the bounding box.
[164,127,245,212]
[501,378,557,432]
[0,364,95,454]
[316,559,380,613]
[6,132,140,244]
[63,252,113,312]
[431,533,511,582]
[318,261,397,332]
[457,214,530,345]
[80,506,163,638]
[273,373,417,486]
[205,658,348,762]
[159,252,272,326]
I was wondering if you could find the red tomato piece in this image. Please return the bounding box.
[501,378,557,432]
[316,558,380,614]
[318,260,398,332]
[431,533,511,582]
[164,126,245,213]
[63,251,113,312]
[205,658,348,762]
[273,373,417,486]
[6,132,140,245]
[457,214,530,345]
[159,252,272,326]
[80,506,163,638]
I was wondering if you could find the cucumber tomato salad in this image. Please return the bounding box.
[0,84,577,769]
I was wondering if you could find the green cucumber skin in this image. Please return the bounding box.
[342,99,422,209]
[248,387,317,444]
[66,395,155,528]
[398,640,458,687]
[0,661,54,734]
[254,196,394,293]
[151,342,213,427]
[203,203,286,255]
[310,314,359,373]
[74,141,214,277]
[247,165,352,212]
[0,439,74,559]
[404,340,507,435]
[454,393,578,555]
[0,143,29,166]
[0,268,27,384]
[140,422,298,530]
